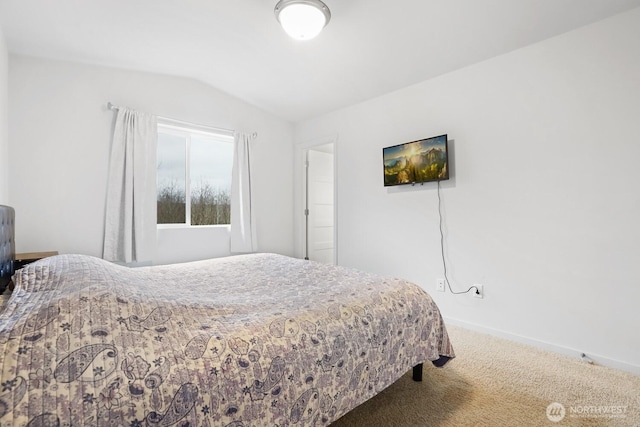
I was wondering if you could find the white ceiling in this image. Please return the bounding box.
[1,0,640,123]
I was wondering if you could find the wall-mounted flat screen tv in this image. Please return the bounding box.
[383,134,449,186]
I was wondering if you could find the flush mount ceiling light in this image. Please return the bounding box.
[274,0,331,40]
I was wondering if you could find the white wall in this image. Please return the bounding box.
[294,9,640,373]
[9,56,294,262]
[0,25,8,203]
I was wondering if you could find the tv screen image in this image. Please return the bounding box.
[383,134,449,186]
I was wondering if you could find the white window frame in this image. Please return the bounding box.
[157,121,234,229]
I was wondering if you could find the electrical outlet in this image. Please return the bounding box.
[436,278,445,292]
[473,284,484,299]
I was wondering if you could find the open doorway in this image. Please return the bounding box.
[304,143,335,264]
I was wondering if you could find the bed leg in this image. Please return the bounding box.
[412,363,423,382]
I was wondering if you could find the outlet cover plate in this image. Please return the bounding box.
[436,278,445,292]
[474,284,484,298]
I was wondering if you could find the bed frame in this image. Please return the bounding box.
[1,204,450,426]
[0,205,15,295]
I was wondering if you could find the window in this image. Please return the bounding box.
[156,123,234,226]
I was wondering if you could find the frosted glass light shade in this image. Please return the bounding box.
[275,0,331,40]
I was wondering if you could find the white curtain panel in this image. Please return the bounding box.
[230,132,257,253]
[103,107,158,263]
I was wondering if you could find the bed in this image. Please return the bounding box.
[0,205,454,426]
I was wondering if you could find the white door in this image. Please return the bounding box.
[306,145,335,264]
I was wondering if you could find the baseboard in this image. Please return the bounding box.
[443,317,640,376]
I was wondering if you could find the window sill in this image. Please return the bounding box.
[157,224,230,230]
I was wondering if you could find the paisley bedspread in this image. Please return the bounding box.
[0,253,454,426]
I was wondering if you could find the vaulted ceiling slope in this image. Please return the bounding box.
[1,0,640,123]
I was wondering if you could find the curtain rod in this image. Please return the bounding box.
[106,102,257,139]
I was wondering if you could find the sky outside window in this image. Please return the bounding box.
[190,136,233,195]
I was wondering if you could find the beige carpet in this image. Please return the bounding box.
[331,325,640,426]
